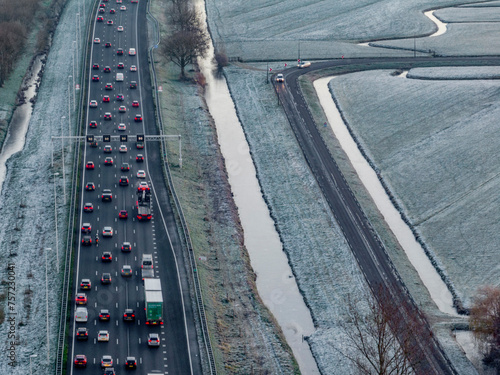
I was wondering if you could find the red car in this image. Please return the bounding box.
[103,95,110,102]
[75,293,87,305]
[132,100,139,107]
[86,161,95,170]
[74,355,87,368]
[119,210,128,219]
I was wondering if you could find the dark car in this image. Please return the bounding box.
[105,83,113,90]
[102,251,113,262]
[129,81,137,89]
[104,145,112,153]
[107,19,113,25]
[116,94,124,101]
[98,7,105,13]
[136,141,144,149]
[119,176,129,186]
[102,189,113,202]
[119,210,128,219]
[80,279,91,290]
[81,223,91,233]
[85,182,95,191]
[110,8,116,13]
[103,368,116,375]
[123,309,135,321]
[121,242,132,252]
[134,114,142,122]
[97,16,104,22]
[89,120,98,128]
[93,63,100,69]
[121,163,130,171]
[81,235,92,246]
[99,3,105,7]
[105,42,112,48]
[90,141,98,148]
[117,62,124,69]
[92,75,99,82]
[136,154,144,162]
[74,354,87,367]
[99,309,111,321]
[83,203,93,212]
[101,273,112,284]
[104,112,112,120]
[76,327,88,341]
[125,356,137,369]
[117,48,124,55]
[104,157,113,165]
[103,66,111,72]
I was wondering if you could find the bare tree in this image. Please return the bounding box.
[470,285,500,371]
[338,286,428,375]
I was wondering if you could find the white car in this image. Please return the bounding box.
[120,5,126,10]
[89,100,98,108]
[128,48,136,56]
[297,61,311,68]
[94,38,100,44]
[117,26,124,32]
[130,65,137,72]
[118,123,126,131]
[137,170,146,178]
[98,330,110,342]
[102,226,113,237]
[276,73,284,82]
[75,307,88,322]
[118,105,126,112]
[119,145,127,153]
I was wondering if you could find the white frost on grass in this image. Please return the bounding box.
[328,69,500,311]
[407,66,500,80]
[0,0,90,373]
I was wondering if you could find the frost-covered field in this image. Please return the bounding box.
[328,67,500,309]
[0,0,90,372]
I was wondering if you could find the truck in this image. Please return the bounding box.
[144,278,163,325]
[141,268,154,280]
[136,189,152,221]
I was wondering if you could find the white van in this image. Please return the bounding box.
[129,48,136,56]
[116,73,124,81]
[141,254,153,269]
[75,307,88,322]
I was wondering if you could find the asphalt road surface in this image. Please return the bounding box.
[66,1,202,374]
[274,56,500,374]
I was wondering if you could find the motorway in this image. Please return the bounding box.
[274,56,500,375]
[66,0,202,374]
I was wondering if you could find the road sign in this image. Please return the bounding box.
[103,135,111,142]
[120,135,128,142]
[86,135,94,142]
[158,86,163,92]
[76,84,80,90]
[137,134,144,142]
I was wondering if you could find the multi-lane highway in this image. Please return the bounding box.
[274,56,500,374]
[67,1,202,373]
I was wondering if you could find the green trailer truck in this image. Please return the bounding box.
[144,278,163,325]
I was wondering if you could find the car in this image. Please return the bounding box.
[89,120,98,128]
[136,154,144,162]
[121,163,130,171]
[120,5,126,10]
[97,16,104,22]
[103,95,110,102]
[105,42,111,48]
[276,73,284,82]
[116,93,124,101]
[119,145,127,153]
[136,170,146,178]
[136,141,144,149]
[102,226,113,237]
[125,356,136,369]
[75,293,87,305]
[92,75,100,82]
[297,61,311,68]
[118,123,126,131]
[138,182,150,191]
[103,368,116,375]
[90,141,98,148]
[81,235,92,246]
[123,308,135,321]
[148,333,160,347]
[121,265,132,277]
[83,202,94,212]
[86,161,94,170]
[89,100,98,108]
[107,20,113,25]
[134,114,142,122]
[99,3,105,7]
[93,63,100,69]
[118,105,126,112]
[141,254,153,268]
[76,327,88,341]
[104,145,112,153]
[121,242,132,252]
[118,210,128,219]
[101,355,113,368]
[117,25,123,31]
[117,62,124,69]
[131,0,138,3]
[98,330,110,342]
[101,251,112,262]
[81,223,91,233]
[75,307,88,322]
[130,65,137,72]
[104,157,113,165]
[94,38,101,44]
[129,81,137,89]
[80,279,91,290]
[103,66,111,73]
[119,176,129,186]
[117,48,124,55]
[85,182,95,191]
[132,100,139,107]
[101,273,112,284]
[99,309,111,321]
[104,112,112,120]
[128,48,136,55]
[99,9,105,13]
[109,8,116,13]
[105,83,113,90]
[102,189,113,202]
[74,354,87,367]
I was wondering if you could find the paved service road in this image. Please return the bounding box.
[274,56,500,375]
[66,1,202,374]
